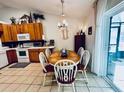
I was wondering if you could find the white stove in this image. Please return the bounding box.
[16,48,30,63]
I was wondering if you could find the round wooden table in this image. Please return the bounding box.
[48,50,80,65]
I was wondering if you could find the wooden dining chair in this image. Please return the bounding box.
[45,48,51,58]
[54,59,77,92]
[77,50,90,83]
[39,52,54,86]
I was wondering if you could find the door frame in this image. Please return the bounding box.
[96,0,124,76]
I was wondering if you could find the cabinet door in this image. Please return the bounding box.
[27,23,35,40]
[74,35,85,53]
[2,24,12,42]
[34,23,43,40]
[10,25,18,41]
[22,24,29,33]
[0,24,3,31]
[6,50,18,64]
[16,24,21,34]
[0,24,4,42]
[39,49,45,53]
[28,49,40,62]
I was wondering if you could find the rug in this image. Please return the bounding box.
[9,63,30,68]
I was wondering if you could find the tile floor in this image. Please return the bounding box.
[0,63,115,92]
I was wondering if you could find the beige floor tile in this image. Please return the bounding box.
[38,86,51,92]
[15,70,25,75]
[89,87,103,92]
[0,63,115,92]
[0,76,11,83]
[28,63,41,67]
[75,80,87,86]
[43,76,53,86]
[4,76,19,83]
[32,76,43,85]
[30,70,40,76]
[86,72,97,77]
[22,76,36,84]
[76,86,89,92]
[6,70,18,75]
[64,87,73,92]
[94,77,111,87]
[28,67,41,71]
[3,84,20,92]
[0,75,4,79]
[15,84,30,92]
[86,78,99,87]
[38,71,44,76]
[102,88,115,92]
[51,85,62,92]
[26,85,41,92]
[0,84,10,91]
[1,71,12,75]
[14,76,28,84]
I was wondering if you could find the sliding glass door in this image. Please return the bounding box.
[107,16,124,91]
[107,26,120,80]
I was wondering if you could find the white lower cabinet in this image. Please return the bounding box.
[0,51,8,68]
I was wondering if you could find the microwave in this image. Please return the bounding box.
[17,33,30,41]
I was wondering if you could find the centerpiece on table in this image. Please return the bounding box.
[60,48,68,58]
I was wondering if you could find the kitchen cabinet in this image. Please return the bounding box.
[1,24,12,42]
[10,25,18,41]
[0,24,3,31]
[6,50,18,64]
[0,24,3,37]
[0,51,8,68]
[1,23,43,42]
[28,49,44,62]
[27,23,35,40]
[34,23,43,40]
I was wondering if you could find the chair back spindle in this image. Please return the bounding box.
[54,59,77,84]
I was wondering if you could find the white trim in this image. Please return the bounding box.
[97,0,124,76]
[105,0,124,17]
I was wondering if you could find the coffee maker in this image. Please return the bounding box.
[49,40,54,46]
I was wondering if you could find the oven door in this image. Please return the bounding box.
[16,49,29,62]
[17,50,27,58]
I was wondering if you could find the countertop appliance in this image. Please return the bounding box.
[17,33,30,41]
[16,48,30,63]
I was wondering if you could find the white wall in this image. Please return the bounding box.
[0,7,82,50]
[83,7,95,69]
[42,14,82,50]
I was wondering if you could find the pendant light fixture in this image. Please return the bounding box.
[58,0,69,40]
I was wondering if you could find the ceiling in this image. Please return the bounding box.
[0,0,95,19]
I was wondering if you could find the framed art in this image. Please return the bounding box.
[88,26,92,35]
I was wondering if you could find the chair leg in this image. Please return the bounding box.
[84,70,88,84]
[58,83,61,92]
[81,70,85,78]
[43,74,46,86]
[72,83,75,92]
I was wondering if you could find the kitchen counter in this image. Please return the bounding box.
[3,46,55,51]
[0,46,55,64]
[27,46,55,49]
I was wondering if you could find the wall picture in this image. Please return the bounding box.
[88,26,92,35]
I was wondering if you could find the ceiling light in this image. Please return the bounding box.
[57,0,69,40]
